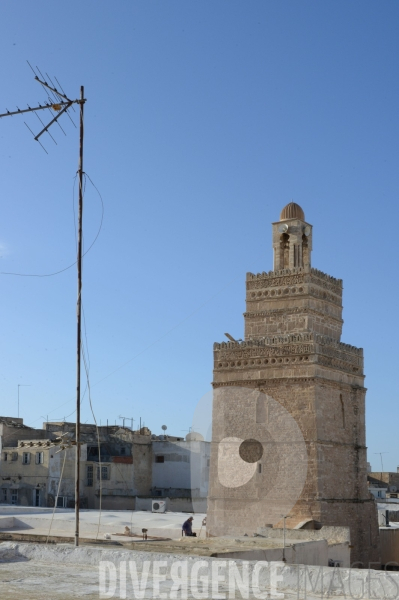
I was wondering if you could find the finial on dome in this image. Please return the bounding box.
[280,202,305,221]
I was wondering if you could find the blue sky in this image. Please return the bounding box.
[0,1,398,472]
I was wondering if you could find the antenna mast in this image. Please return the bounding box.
[75,85,84,549]
[119,415,134,429]
[0,68,87,548]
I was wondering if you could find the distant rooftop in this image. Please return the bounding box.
[0,417,29,429]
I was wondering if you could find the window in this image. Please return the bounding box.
[87,465,93,487]
[22,453,31,465]
[35,452,44,465]
[56,496,67,508]
[120,447,126,455]
[12,452,18,461]
[3,453,7,462]
[2,489,7,502]
[11,490,18,505]
[155,456,164,463]
[97,466,109,480]
[258,464,262,473]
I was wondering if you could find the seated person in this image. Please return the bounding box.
[182,516,196,536]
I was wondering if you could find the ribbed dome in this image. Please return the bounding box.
[280,202,305,221]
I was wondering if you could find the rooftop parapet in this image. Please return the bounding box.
[214,333,363,355]
[246,267,342,288]
[0,418,28,428]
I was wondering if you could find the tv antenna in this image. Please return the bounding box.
[0,63,86,548]
[224,333,242,343]
[119,415,134,429]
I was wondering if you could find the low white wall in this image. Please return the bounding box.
[0,516,14,529]
[258,525,350,544]
[293,540,328,567]
[380,527,399,566]
[213,540,327,566]
[169,497,207,513]
[1,543,398,599]
[328,542,351,568]
[214,547,290,562]
[0,506,59,515]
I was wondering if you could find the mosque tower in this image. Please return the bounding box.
[207,202,380,567]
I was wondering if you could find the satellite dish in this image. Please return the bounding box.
[304,225,311,236]
[278,223,288,234]
[161,425,167,431]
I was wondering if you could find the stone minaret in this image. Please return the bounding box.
[207,202,380,567]
[272,202,312,271]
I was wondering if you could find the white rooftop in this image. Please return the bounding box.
[0,505,206,540]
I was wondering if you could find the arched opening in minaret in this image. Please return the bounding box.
[302,233,309,267]
[280,233,290,269]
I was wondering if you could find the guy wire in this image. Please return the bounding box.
[1,171,104,277]
[46,448,67,544]
[81,336,102,540]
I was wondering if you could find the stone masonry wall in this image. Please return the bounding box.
[245,267,343,341]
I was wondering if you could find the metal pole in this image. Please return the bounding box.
[75,86,84,548]
[283,516,286,562]
[281,515,290,562]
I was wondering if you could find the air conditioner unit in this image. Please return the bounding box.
[152,500,166,513]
